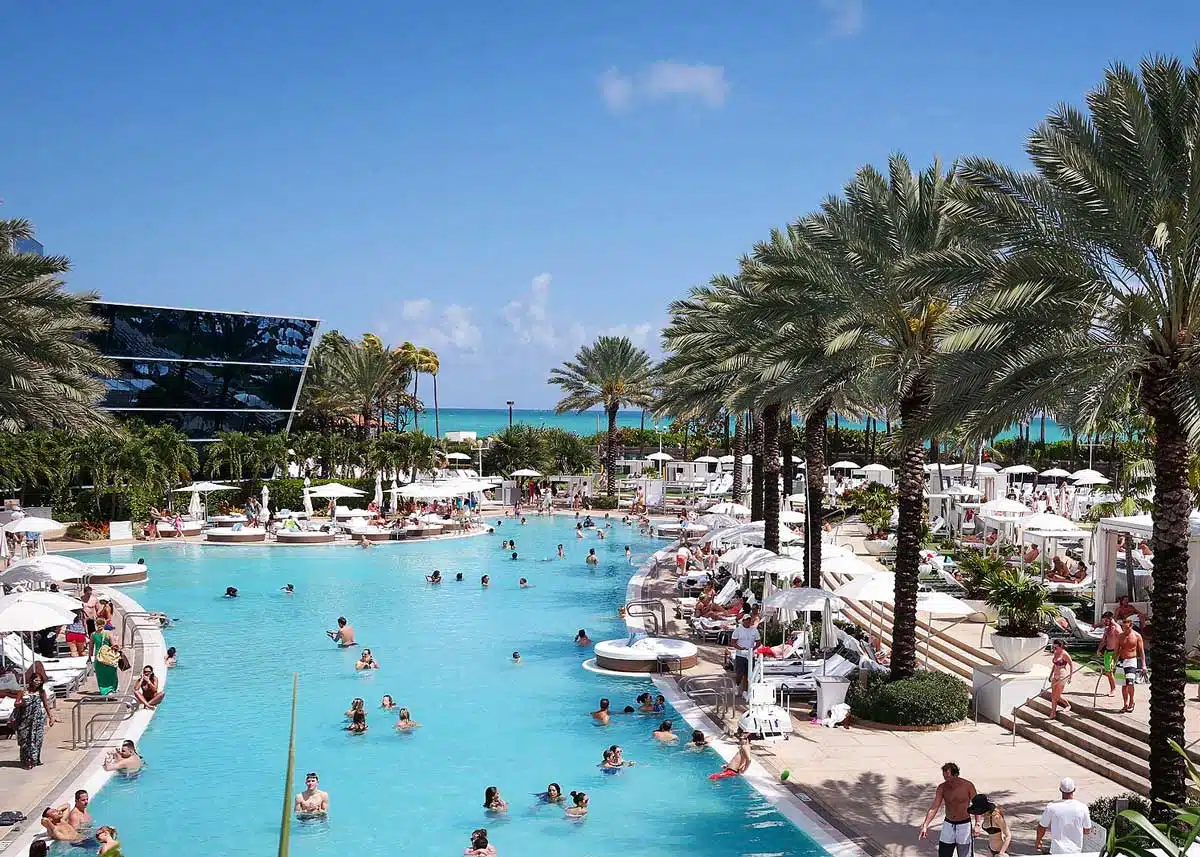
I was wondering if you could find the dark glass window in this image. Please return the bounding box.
[106,410,292,439]
[101,362,305,410]
[87,304,318,365]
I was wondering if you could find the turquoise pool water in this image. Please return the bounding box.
[63,519,827,857]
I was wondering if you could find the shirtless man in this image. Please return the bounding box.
[326,617,356,647]
[1116,616,1147,713]
[919,762,978,857]
[295,772,329,818]
[1094,612,1120,695]
[103,740,143,773]
[591,698,611,725]
[41,807,81,842]
[65,789,92,832]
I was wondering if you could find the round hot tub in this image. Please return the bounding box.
[593,636,699,673]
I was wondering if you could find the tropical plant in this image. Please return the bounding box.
[941,51,1200,806]
[206,431,255,481]
[0,218,117,431]
[542,428,597,475]
[1104,742,1199,852]
[549,336,656,497]
[953,552,1007,600]
[984,567,1058,637]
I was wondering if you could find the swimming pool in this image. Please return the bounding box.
[60,519,829,857]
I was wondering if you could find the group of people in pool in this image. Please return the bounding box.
[36,788,123,855]
[342,696,420,733]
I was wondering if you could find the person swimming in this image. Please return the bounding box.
[653,720,678,742]
[586,549,598,565]
[326,617,356,647]
[510,552,518,560]
[355,648,379,670]
[224,587,238,598]
[481,575,490,587]
[282,584,294,594]
[557,544,565,558]
[519,577,531,587]
[537,783,564,804]
[565,791,589,819]
[464,828,495,857]
[426,569,442,583]
[380,695,396,709]
[575,629,592,646]
[294,772,329,819]
[483,786,508,814]
[591,698,611,725]
[395,707,420,731]
[511,651,521,664]
[346,709,367,733]
[165,646,177,668]
[455,572,464,581]
[346,697,365,718]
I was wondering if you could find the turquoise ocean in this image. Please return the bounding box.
[416,408,1070,443]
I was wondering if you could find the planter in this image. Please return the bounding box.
[864,538,893,556]
[992,632,1048,673]
[962,599,998,624]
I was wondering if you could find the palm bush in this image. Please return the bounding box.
[984,568,1058,637]
[954,552,1007,600]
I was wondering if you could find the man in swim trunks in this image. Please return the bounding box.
[295,772,329,817]
[326,617,356,647]
[41,807,81,842]
[919,761,977,857]
[65,789,92,832]
[1116,616,1146,713]
[103,740,143,773]
[592,698,611,725]
[1094,611,1120,695]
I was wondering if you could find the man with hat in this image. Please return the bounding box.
[1036,777,1092,853]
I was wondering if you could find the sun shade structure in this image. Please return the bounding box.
[509,468,542,478]
[304,482,367,499]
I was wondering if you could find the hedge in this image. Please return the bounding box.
[1088,793,1153,835]
[845,669,969,726]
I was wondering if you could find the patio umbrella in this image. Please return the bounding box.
[389,478,399,514]
[833,571,896,644]
[647,452,673,462]
[979,498,1032,517]
[718,546,774,575]
[820,598,838,653]
[1018,512,1082,534]
[510,468,542,478]
[708,502,751,517]
[306,482,367,499]
[445,452,472,461]
[1072,473,1111,486]
[1000,464,1038,475]
[1,516,64,534]
[189,490,202,519]
[302,488,314,518]
[828,461,860,471]
[0,561,76,587]
[1069,468,1106,482]
[745,554,806,578]
[697,513,739,530]
[764,587,843,612]
[374,473,384,508]
[260,484,270,520]
[1040,468,1071,478]
[0,593,76,632]
[860,463,892,475]
[915,591,977,668]
[694,455,720,463]
[778,509,805,524]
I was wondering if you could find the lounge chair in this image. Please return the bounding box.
[1045,572,1095,595]
[1052,606,1104,644]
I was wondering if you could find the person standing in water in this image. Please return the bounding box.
[295,772,329,817]
[326,617,356,647]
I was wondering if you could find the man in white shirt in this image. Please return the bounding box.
[1036,778,1092,853]
[730,614,760,692]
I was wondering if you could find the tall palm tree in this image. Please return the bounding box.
[943,51,1200,808]
[206,431,255,481]
[423,348,441,438]
[322,334,399,439]
[549,336,656,497]
[0,219,116,431]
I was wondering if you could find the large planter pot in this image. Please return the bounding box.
[864,538,892,556]
[992,632,1048,673]
[962,599,999,624]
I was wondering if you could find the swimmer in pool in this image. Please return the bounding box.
[40,807,80,843]
[591,698,611,725]
[465,828,496,857]
[346,709,368,733]
[381,695,396,710]
[709,732,752,780]
[359,537,372,549]
[295,772,329,817]
[346,697,366,718]
[565,791,589,819]
[282,583,295,594]
[637,693,656,714]
[395,707,420,731]
[511,551,518,560]
[576,526,584,540]
[224,587,238,598]
[481,575,490,587]
[689,730,708,749]
[96,825,120,855]
[557,544,565,558]
[103,740,142,773]
[511,651,521,664]
[653,720,678,742]
[519,577,531,588]
[483,786,508,813]
[611,745,636,767]
[355,648,379,670]
[520,517,527,525]
[326,617,357,647]
[426,570,442,584]
[625,546,631,559]
[586,549,598,565]
[539,783,564,804]
[575,629,592,646]
[165,646,177,668]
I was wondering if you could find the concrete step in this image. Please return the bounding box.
[1034,691,1200,767]
[1015,704,1150,778]
[839,601,976,682]
[1025,696,1148,761]
[1008,718,1151,796]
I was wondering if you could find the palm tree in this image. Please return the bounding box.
[396,431,437,481]
[0,218,116,431]
[549,336,656,497]
[206,431,255,481]
[423,348,441,438]
[483,426,547,476]
[322,334,400,439]
[943,52,1200,807]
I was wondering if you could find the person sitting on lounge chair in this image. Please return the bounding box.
[1023,544,1040,564]
[1047,557,1086,583]
[869,635,891,665]
[754,636,800,659]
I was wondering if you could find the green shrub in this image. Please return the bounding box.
[589,496,619,510]
[1088,793,1152,835]
[845,669,968,726]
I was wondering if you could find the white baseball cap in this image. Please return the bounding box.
[1059,777,1076,794]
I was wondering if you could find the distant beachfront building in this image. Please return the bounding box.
[86,301,320,441]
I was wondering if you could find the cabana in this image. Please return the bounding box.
[1093,513,1200,632]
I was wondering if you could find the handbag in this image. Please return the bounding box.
[117,652,131,671]
[95,644,120,667]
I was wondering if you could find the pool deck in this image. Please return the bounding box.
[629,548,1118,857]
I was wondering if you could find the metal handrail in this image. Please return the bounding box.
[71,694,135,749]
[624,600,666,636]
[83,697,138,748]
[120,611,163,650]
[679,675,737,722]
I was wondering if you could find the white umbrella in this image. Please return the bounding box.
[1040,468,1071,478]
[260,484,270,520]
[822,553,881,578]
[708,502,751,516]
[694,455,720,464]
[975,462,1000,471]
[860,463,892,474]
[764,587,843,612]
[697,513,740,530]
[915,591,977,667]
[681,521,709,533]
[785,493,806,504]
[188,490,202,519]
[1073,473,1111,486]
[0,593,76,632]
[833,571,896,603]
[445,452,472,461]
[374,473,384,508]
[510,468,542,478]
[1069,468,1106,482]
[820,598,838,652]
[1001,464,1038,475]
[746,554,807,577]
[306,482,367,499]
[12,590,81,612]
[717,455,735,464]
[829,461,860,471]
[778,509,805,524]
[1019,512,1082,534]
[946,484,983,497]
[718,546,774,573]
[979,498,1032,517]
[302,487,315,518]
[647,452,673,462]
[0,562,76,587]
[389,478,399,513]
[1,516,63,534]
[173,481,236,493]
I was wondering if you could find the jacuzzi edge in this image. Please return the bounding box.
[622,560,871,857]
[5,587,167,855]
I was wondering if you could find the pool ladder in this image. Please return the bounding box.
[679,675,738,725]
[71,694,139,749]
[624,600,666,635]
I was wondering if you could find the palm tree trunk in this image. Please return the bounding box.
[750,411,764,521]
[762,403,781,553]
[891,382,931,680]
[1143,379,1191,812]
[731,414,745,503]
[804,407,827,588]
[781,410,794,499]
[412,373,420,431]
[605,404,618,497]
[433,373,440,439]
[682,421,690,461]
[723,411,731,453]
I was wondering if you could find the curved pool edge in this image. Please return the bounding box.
[5,586,167,856]
[622,560,872,857]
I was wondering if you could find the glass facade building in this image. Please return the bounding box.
[87,302,320,440]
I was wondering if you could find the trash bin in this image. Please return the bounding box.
[814,675,850,720]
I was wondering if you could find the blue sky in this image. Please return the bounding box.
[3,2,1198,407]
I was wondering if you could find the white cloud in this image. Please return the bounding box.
[600,322,655,349]
[503,272,559,347]
[599,61,729,113]
[401,298,431,320]
[438,304,482,351]
[818,0,865,36]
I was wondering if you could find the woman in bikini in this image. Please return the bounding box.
[1047,639,1074,718]
[135,666,165,709]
